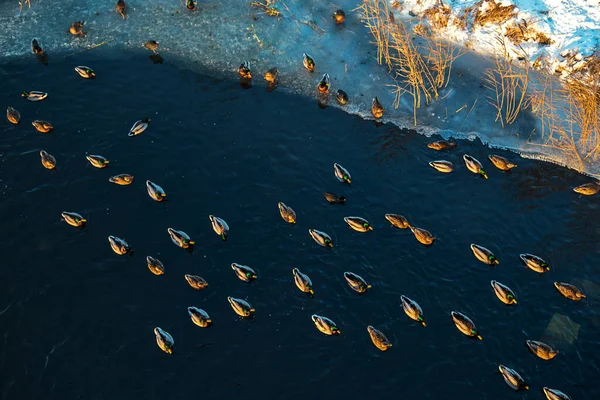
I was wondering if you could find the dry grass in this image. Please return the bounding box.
[18,0,31,13]
[250,0,281,17]
[459,0,516,28]
[422,4,452,31]
[505,19,554,46]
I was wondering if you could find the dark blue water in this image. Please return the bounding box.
[1,51,599,400]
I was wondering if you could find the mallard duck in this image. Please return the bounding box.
[526,340,559,360]
[367,326,391,351]
[470,244,499,265]
[303,53,315,72]
[188,307,211,327]
[22,91,48,102]
[488,154,517,171]
[39,150,56,169]
[146,256,165,275]
[154,327,174,354]
[336,89,348,105]
[543,387,571,400]
[128,118,150,136]
[451,311,481,339]
[74,66,96,79]
[311,314,340,335]
[344,271,371,293]
[116,0,127,19]
[32,120,53,133]
[186,0,197,11]
[410,226,435,245]
[231,263,257,283]
[144,40,159,53]
[498,365,528,391]
[519,253,549,273]
[146,180,166,202]
[427,140,457,150]
[309,229,333,248]
[167,228,194,249]
[400,295,426,326]
[334,163,351,184]
[371,97,384,119]
[292,268,314,296]
[385,214,410,229]
[344,216,373,232]
[278,202,296,224]
[108,174,134,185]
[31,38,43,54]
[61,211,86,227]
[185,274,208,290]
[86,154,109,168]
[429,160,454,173]
[554,282,586,300]
[573,182,600,195]
[68,21,85,36]
[463,154,488,178]
[108,235,132,255]
[333,9,346,24]
[228,296,254,317]
[324,192,346,204]
[238,61,252,79]
[490,280,517,305]
[6,107,20,124]
[264,67,279,84]
[209,215,229,240]
[317,73,330,93]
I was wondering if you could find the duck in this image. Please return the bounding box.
[146,180,166,202]
[292,268,314,296]
[144,40,159,53]
[128,118,150,136]
[344,271,371,293]
[188,307,212,327]
[167,228,194,249]
[31,38,43,54]
[40,150,56,169]
[22,91,48,102]
[400,295,426,326]
[108,174,134,185]
[427,140,457,150]
[385,214,410,229]
[470,244,499,265]
[463,154,488,178]
[68,21,86,36]
[334,163,351,184]
[543,387,571,400]
[185,274,208,290]
[573,182,600,195]
[209,215,229,240]
[264,67,279,84]
[238,61,252,79]
[311,314,340,335]
[317,74,330,93]
[429,160,454,173]
[526,340,559,360]
[74,66,96,79]
[277,202,296,224]
[410,226,435,245]
[498,365,528,391]
[344,216,373,232]
[519,253,549,273]
[367,326,392,351]
[146,256,165,275]
[336,89,348,105]
[371,97,384,119]
[186,0,197,11]
[86,154,109,168]
[154,327,174,354]
[324,192,346,204]
[333,9,346,24]
[488,154,517,171]
[490,280,517,305]
[6,107,20,124]
[228,296,254,317]
[108,235,132,255]
[116,0,127,19]
[451,311,482,339]
[61,211,86,227]
[303,53,315,72]
[32,120,53,133]
[309,229,333,248]
[231,263,257,283]
[554,282,586,300]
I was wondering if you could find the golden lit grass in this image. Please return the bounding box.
[250,0,281,17]
[459,0,516,28]
[505,19,554,46]
[18,0,31,13]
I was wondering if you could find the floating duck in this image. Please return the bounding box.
[498,365,528,391]
[428,140,457,150]
[317,73,330,93]
[144,40,159,53]
[186,0,197,11]
[146,256,165,275]
[31,38,43,54]
[451,311,481,340]
[228,296,254,317]
[344,216,373,232]
[108,235,132,255]
[68,21,86,36]
[278,202,296,224]
[324,192,346,204]
[146,180,166,202]
[470,244,499,265]
[333,9,346,24]
[188,307,211,327]
[463,154,488,178]
[39,150,56,169]
[554,282,586,300]
[6,107,20,124]
[429,160,454,173]
[128,118,150,136]
[336,89,348,105]
[238,61,252,79]
[334,163,351,184]
[344,271,371,293]
[292,268,314,296]
[526,340,559,360]
[543,387,571,400]
[519,253,549,273]
[367,326,391,351]
[22,91,48,102]
[385,214,410,229]
[109,174,134,185]
[32,120,53,133]
[264,67,279,84]
[209,215,229,240]
[573,182,599,195]
[116,0,127,19]
[311,314,340,335]
[309,229,333,248]
[371,97,384,119]
[154,327,174,354]
[400,295,426,326]
[61,211,86,227]
[410,226,435,245]
[232,263,257,283]
[185,274,208,290]
[490,280,517,305]
[488,154,517,171]
[74,66,96,79]
[86,154,109,168]
[303,53,315,72]
[167,228,194,249]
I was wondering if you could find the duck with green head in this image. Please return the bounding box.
[463,154,488,178]
[167,228,195,249]
[451,311,482,340]
[61,211,86,227]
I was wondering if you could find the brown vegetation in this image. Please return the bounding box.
[505,19,554,46]
[459,0,517,28]
[250,0,281,17]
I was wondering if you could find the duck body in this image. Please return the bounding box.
[385,214,410,229]
[519,253,549,273]
[336,90,348,105]
[144,40,159,53]
[146,180,166,201]
[292,268,314,296]
[463,154,488,178]
[32,120,53,133]
[498,365,528,391]
[154,327,174,354]
[40,150,56,169]
[490,280,517,304]
[74,66,95,79]
[371,97,384,118]
[317,73,330,93]
[264,67,279,84]
[231,263,257,283]
[69,21,85,36]
[86,154,109,168]
[116,0,127,19]
[109,174,134,185]
[108,235,132,255]
[309,229,333,248]
[228,296,254,317]
[185,274,208,290]
[344,216,373,232]
[333,9,346,24]
[146,256,165,275]
[554,282,586,300]
[429,160,454,173]
[128,118,150,136]
[167,228,194,249]
[31,38,43,54]
[278,202,296,224]
[526,340,559,360]
[573,182,600,195]
[238,61,252,79]
[333,163,351,184]
[22,91,48,102]
[427,140,457,150]
[6,107,20,124]
[367,326,391,351]
[451,311,481,339]
[303,53,315,72]
[400,295,426,326]
[344,271,371,293]
[324,192,346,204]
[61,211,86,227]
[543,387,571,400]
[410,226,435,245]
[209,215,229,240]
[311,314,340,335]
[188,307,211,327]
[470,244,499,265]
[488,154,517,170]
